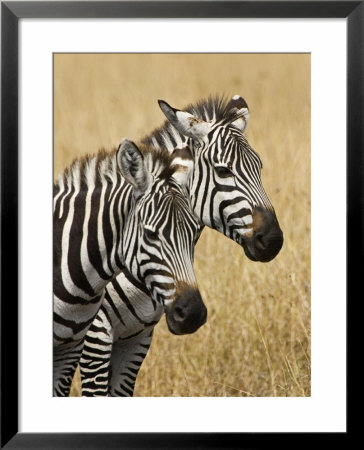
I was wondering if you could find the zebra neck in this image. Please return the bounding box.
[79,181,129,295]
[55,178,129,300]
[141,119,211,222]
[142,122,187,154]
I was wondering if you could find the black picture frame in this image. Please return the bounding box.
[1,1,360,448]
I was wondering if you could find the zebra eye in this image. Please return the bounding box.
[144,227,158,241]
[215,166,233,178]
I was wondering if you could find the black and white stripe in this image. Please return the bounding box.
[79,95,284,396]
[53,139,201,396]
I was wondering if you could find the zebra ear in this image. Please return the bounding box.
[170,146,194,187]
[158,99,211,139]
[117,139,152,196]
[225,95,250,132]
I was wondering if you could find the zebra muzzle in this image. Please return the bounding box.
[242,207,284,262]
[164,285,207,335]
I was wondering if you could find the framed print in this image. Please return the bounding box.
[1,1,361,448]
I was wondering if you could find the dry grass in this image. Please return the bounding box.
[55,54,310,397]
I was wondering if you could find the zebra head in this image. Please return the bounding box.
[158,96,284,263]
[117,139,207,335]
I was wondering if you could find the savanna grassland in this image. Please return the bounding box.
[54,54,310,397]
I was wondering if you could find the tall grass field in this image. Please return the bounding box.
[54,54,310,397]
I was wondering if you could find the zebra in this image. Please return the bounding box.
[53,138,206,396]
[79,95,284,396]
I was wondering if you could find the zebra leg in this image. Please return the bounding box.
[53,291,106,396]
[108,329,154,397]
[79,307,114,396]
[53,339,85,397]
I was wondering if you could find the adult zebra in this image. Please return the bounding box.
[53,139,206,396]
[79,95,284,396]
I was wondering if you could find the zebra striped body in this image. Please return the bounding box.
[53,139,205,396]
[80,95,284,396]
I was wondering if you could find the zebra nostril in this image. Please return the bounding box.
[173,306,186,322]
[254,232,266,250]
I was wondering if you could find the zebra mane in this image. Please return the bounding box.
[54,95,240,193]
[141,95,240,152]
[54,144,178,193]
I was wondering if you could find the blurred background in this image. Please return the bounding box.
[54,53,310,397]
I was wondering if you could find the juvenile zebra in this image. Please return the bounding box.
[80,95,284,396]
[53,139,205,396]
